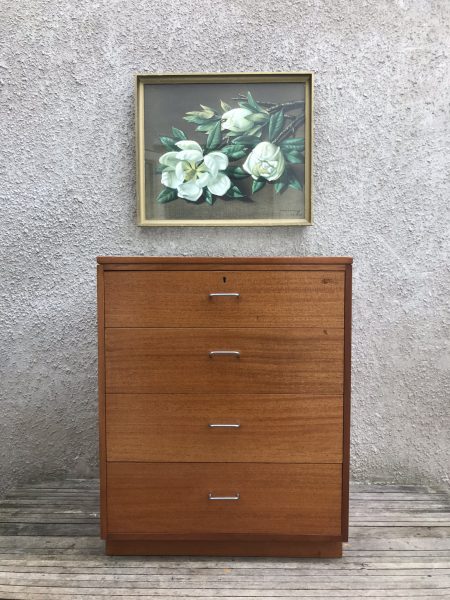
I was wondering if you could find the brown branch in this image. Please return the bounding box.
[273,115,305,144]
[232,95,276,108]
[231,95,305,113]
[267,101,305,114]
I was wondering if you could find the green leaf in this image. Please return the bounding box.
[184,108,219,125]
[200,104,215,116]
[246,126,263,137]
[159,136,178,151]
[171,127,187,140]
[268,110,284,142]
[226,184,246,199]
[183,114,209,125]
[288,174,303,190]
[220,100,231,112]
[238,101,252,111]
[246,112,269,124]
[246,91,264,113]
[231,135,261,146]
[226,166,249,179]
[155,165,171,174]
[252,179,266,194]
[274,180,288,194]
[280,137,305,152]
[225,130,239,137]
[196,124,212,132]
[204,188,215,205]
[283,150,303,164]
[185,107,215,119]
[196,122,219,133]
[220,144,248,160]
[156,186,178,204]
[206,120,222,150]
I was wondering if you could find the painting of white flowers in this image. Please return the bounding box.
[136,73,312,226]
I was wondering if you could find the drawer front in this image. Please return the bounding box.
[104,270,344,328]
[105,328,344,395]
[107,463,342,536]
[106,394,343,463]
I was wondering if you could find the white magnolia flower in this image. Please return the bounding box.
[221,107,255,134]
[243,141,286,181]
[159,140,231,202]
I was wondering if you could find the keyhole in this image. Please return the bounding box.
[223,276,227,283]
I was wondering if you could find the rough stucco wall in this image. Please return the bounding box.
[0,0,449,497]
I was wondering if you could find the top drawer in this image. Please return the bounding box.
[104,270,344,328]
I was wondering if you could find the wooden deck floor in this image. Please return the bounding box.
[0,480,448,599]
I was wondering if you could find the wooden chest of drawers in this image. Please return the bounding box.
[97,257,352,557]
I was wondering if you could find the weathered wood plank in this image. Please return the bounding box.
[0,523,99,536]
[0,571,450,588]
[349,526,450,538]
[350,484,441,492]
[0,517,99,524]
[0,586,448,600]
[0,596,447,600]
[0,577,450,591]
[0,557,448,569]
[350,493,450,501]
[14,480,99,490]
[0,536,103,550]
[352,519,450,524]
[345,550,450,556]
[0,566,449,578]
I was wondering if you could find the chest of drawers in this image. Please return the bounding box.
[97,257,352,557]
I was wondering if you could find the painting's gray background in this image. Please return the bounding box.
[144,82,307,220]
[0,0,449,497]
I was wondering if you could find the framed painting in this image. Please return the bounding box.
[136,72,313,226]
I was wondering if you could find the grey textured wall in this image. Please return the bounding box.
[0,0,449,497]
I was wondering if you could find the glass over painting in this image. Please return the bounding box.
[137,74,312,225]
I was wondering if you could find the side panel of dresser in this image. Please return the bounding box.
[97,265,107,539]
[342,263,352,541]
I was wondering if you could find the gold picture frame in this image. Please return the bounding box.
[136,72,313,227]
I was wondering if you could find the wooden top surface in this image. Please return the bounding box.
[97,256,353,265]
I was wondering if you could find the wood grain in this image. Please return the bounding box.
[342,263,352,541]
[104,264,347,271]
[104,270,345,328]
[98,257,352,557]
[107,463,342,536]
[106,394,343,463]
[105,327,344,395]
[96,265,107,540]
[105,539,342,557]
[98,256,353,265]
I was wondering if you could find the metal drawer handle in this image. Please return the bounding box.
[209,350,240,358]
[208,423,241,428]
[209,292,240,298]
[208,493,240,501]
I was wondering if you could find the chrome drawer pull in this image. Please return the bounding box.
[208,493,240,501]
[208,423,241,428]
[209,350,240,358]
[209,292,240,298]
